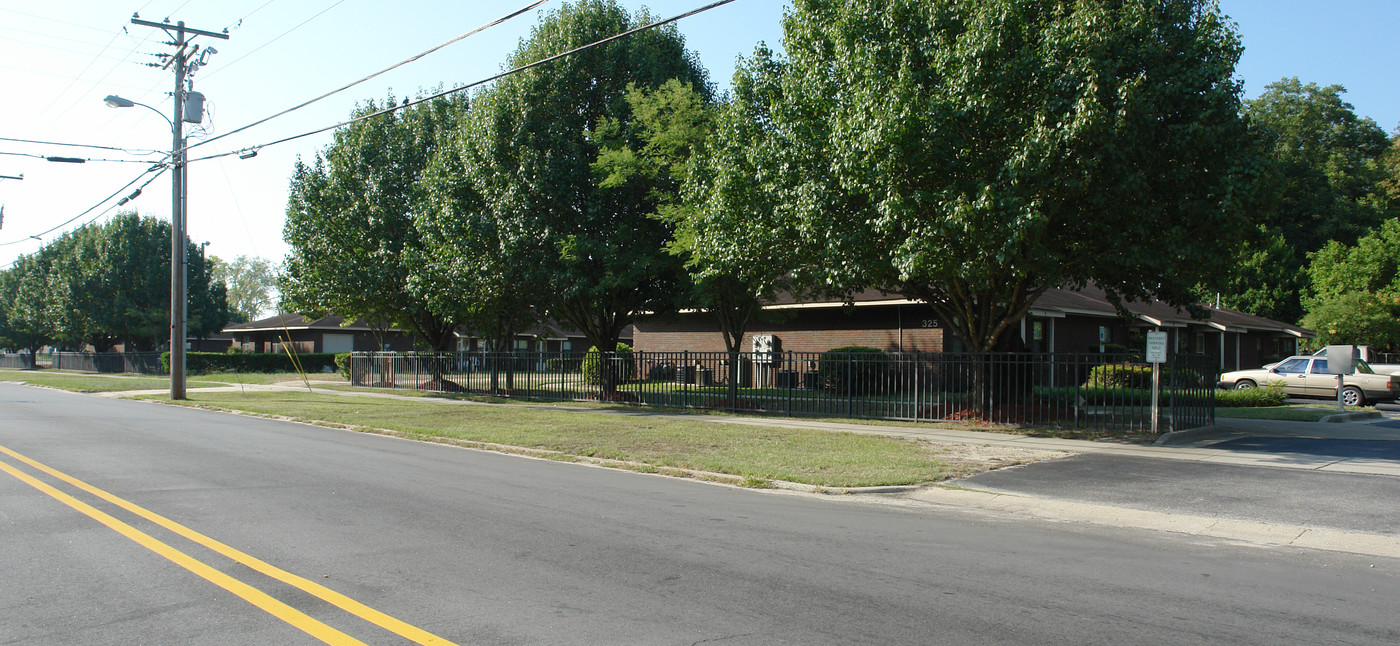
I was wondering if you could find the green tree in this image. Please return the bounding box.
[1220,79,1394,321]
[457,0,710,360]
[667,58,800,402]
[0,254,57,365]
[726,0,1255,357]
[282,94,462,351]
[1216,225,1305,322]
[210,255,278,323]
[1301,292,1400,350]
[1303,217,1400,350]
[1246,78,1391,252]
[38,213,226,351]
[412,110,539,391]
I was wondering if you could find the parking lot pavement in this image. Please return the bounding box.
[950,452,1400,536]
[1212,436,1400,460]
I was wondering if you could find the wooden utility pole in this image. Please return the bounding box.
[128,15,227,400]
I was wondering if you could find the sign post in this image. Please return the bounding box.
[1324,344,1356,410]
[1146,331,1168,435]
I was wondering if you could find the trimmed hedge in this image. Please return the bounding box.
[1215,383,1287,407]
[819,346,889,395]
[1084,363,1152,389]
[583,343,635,385]
[163,351,340,374]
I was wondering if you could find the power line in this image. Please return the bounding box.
[188,0,738,163]
[0,164,167,249]
[191,0,548,151]
[0,151,167,165]
[0,136,164,156]
[222,0,281,34]
[200,0,347,82]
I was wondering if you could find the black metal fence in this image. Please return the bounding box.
[347,350,1216,432]
[51,351,166,374]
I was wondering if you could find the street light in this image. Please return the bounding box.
[105,93,188,399]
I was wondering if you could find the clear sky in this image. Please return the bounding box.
[2,0,1396,271]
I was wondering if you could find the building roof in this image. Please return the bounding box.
[222,314,397,334]
[765,285,1314,338]
[223,315,634,340]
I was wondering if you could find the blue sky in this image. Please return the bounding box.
[1,0,1395,271]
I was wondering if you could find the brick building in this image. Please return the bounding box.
[632,285,1313,372]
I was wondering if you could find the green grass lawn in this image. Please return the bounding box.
[1215,405,1364,422]
[157,390,949,488]
[0,368,229,392]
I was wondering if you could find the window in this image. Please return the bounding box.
[1309,359,1330,375]
[1274,358,1307,374]
[514,338,530,352]
[1194,333,1206,354]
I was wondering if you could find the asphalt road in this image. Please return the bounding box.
[3,384,1399,645]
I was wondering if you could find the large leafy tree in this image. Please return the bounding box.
[725,0,1256,355]
[1246,78,1391,252]
[1302,218,1400,349]
[670,57,798,374]
[210,254,278,323]
[0,254,58,365]
[1220,79,1393,320]
[282,95,462,351]
[43,213,225,351]
[458,0,710,355]
[412,110,538,393]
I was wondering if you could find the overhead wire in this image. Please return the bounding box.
[193,0,547,149]
[0,136,164,156]
[199,0,347,81]
[187,0,739,164]
[222,0,280,33]
[0,163,168,249]
[0,151,166,164]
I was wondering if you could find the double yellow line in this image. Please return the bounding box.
[0,443,458,646]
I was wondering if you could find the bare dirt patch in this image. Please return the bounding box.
[926,442,1074,480]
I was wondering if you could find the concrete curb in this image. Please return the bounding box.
[1152,425,1235,446]
[1319,411,1383,423]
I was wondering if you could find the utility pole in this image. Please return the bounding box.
[129,15,227,400]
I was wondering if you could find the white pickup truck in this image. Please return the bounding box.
[1309,346,1400,376]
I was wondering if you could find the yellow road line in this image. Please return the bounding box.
[0,443,458,646]
[0,456,367,646]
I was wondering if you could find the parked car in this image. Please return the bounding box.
[1219,355,1400,406]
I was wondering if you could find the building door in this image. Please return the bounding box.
[323,333,354,354]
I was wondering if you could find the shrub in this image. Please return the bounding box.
[582,343,634,386]
[819,346,889,395]
[1084,363,1153,389]
[163,351,340,374]
[334,352,352,381]
[1216,382,1287,407]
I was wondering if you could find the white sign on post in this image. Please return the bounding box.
[1146,331,1168,435]
[1146,331,1168,364]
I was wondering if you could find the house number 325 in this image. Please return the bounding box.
[920,319,939,328]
